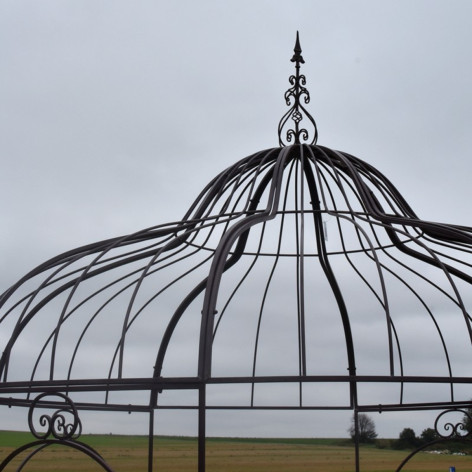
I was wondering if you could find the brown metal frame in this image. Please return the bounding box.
[1,33,472,471]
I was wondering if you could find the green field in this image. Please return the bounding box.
[0,432,470,471]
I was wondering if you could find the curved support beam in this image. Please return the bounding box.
[0,439,115,472]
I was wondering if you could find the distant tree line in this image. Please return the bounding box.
[348,407,472,450]
[393,427,438,449]
[393,407,472,450]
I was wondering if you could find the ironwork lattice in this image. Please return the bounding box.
[1,33,472,471]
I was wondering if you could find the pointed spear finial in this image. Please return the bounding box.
[291,31,305,65]
[278,32,318,147]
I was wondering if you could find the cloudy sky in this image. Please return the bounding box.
[2,0,472,440]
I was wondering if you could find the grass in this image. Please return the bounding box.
[0,432,471,471]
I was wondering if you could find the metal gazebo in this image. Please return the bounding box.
[1,34,472,471]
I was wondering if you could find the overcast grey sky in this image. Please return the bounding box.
[2,0,472,439]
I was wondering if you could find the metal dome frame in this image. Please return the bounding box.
[1,34,472,471]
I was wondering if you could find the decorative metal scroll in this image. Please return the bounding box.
[396,409,472,472]
[0,392,115,472]
[278,31,318,146]
[28,392,82,440]
[434,408,471,439]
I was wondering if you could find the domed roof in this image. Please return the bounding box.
[1,34,472,418]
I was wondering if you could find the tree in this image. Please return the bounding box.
[420,427,438,444]
[393,427,420,449]
[348,413,378,443]
[462,403,472,434]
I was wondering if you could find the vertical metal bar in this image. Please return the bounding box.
[299,147,307,378]
[148,409,154,472]
[295,150,306,405]
[354,409,360,472]
[198,384,206,472]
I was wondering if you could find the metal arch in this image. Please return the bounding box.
[0,439,116,472]
[1,35,472,472]
[0,392,115,472]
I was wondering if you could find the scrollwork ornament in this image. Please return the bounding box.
[28,392,82,441]
[278,32,318,147]
[434,409,471,439]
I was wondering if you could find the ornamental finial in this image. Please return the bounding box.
[278,32,318,147]
[291,31,305,64]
